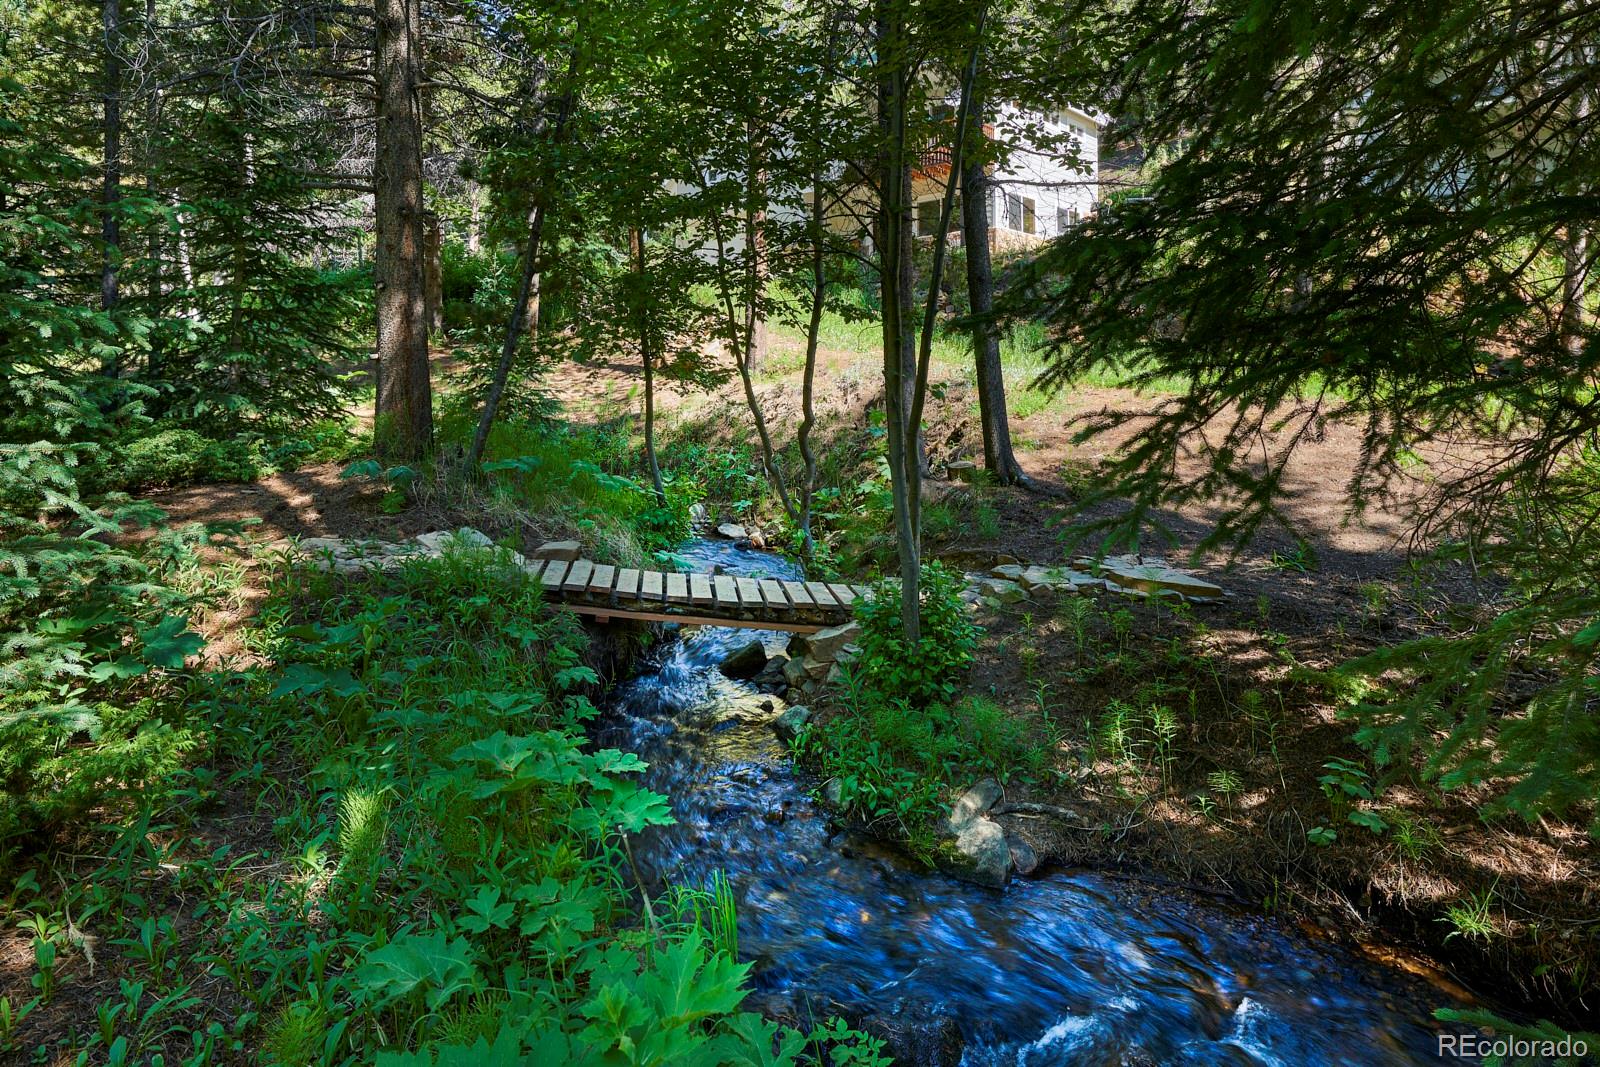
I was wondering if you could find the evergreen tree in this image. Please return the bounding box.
[1024,0,1600,825]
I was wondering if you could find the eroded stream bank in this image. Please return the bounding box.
[591,541,1491,1066]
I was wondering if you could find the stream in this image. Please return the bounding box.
[596,540,1484,1065]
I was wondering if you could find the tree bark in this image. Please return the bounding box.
[633,230,666,506]
[423,210,444,338]
[959,93,1027,486]
[373,0,433,460]
[101,0,123,375]
[795,162,827,560]
[908,5,987,531]
[876,0,921,641]
[744,124,769,373]
[1563,228,1592,358]
[466,179,482,253]
[143,0,162,377]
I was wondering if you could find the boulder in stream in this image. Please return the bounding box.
[1008,835,1039,876]
[945,816,1011,888]
[715,522,748,540]
[773,705,814,744]
[718,639,768,680]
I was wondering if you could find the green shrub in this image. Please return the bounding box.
[797,690,1045,847]
[852,560,979,706]
[84,427,268,493]
[0,698,201,849]
[115,428,211,489]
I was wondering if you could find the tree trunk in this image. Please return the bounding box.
[466,180,482,253]
[744,124,769,374]
[227,129,254,395]
[908,6,986,533]
[423,210,444,338]
[1563,227,1592,358]
[100,0,123,375]
[959,95,1026,486]
[173,195,194,312]
[795,164,827,560]
[876,0,921,641]
[633,229,666,506]
[706,169,802,531]
[467,48,581,470]
[143,0,161,378]
[373,0,433,460]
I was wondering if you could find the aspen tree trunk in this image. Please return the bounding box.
[795,167,826,560]
[466,180,482,253]
[467,27,585,470]
[373,0,433,460]
[467,51,581,469]
[744,124,769,373]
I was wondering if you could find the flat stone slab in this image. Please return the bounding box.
[531,540,581,561]
[1099,560,1224,601]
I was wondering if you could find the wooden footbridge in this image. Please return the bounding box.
[524,557,871,633]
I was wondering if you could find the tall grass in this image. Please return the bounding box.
[768,301,1188,416]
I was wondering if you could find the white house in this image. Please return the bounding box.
[910,103,1102,247]
[666,100,1104,259]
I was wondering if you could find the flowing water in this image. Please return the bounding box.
[597,540,1483,1066]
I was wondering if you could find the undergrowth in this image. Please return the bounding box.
[790,562,1041,856]
[1,549,887,1064]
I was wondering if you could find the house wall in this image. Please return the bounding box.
[909,103,1101,245]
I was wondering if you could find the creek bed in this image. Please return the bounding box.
[596,540,1482,1066]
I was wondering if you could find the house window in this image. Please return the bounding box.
[915,196,962,237]
[1022,197,1036,235]
[1005,192,1022,231]
[1056,205,1081,232]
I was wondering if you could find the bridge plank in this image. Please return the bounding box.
[735,577,762,608]
[666,572,689,603]
[713,575,738,607]
[523,559,547,582]
[689,574,714,606]
[563,559,594,594]
[641,570,664,601]
[616,568,640,601]
[588,564,615,596]
[758,579,790,610]
[805,581,838,608]
[541,560,569,590]
[827,583,857,607]
[784,581,815,609]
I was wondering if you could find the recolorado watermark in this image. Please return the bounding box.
[1438,1032,1588,1059]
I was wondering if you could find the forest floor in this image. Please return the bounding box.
[131,334,1598,1029]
